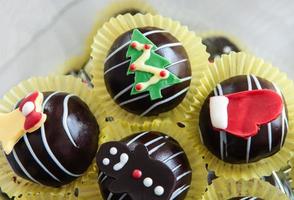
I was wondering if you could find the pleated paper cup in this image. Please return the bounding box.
[99,119,208,200]
[186,52,294,180]
[56,0,156,76]
[0,76,103,199]
[91,13,209,124]
[202,178,289,200]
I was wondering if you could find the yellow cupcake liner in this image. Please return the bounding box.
[91,13,209,124]
[186,52,294,180]
[99,119,208,200]
[202,178,289,200]
[0,75,104,199]
[289,157,294,188]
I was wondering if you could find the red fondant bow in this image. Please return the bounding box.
[18,91,46,132]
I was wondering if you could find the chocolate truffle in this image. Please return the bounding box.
[6,92,99,187]
[104,27,191,116]
[202,36,240,62]
[199,75,288,163]
[97,131,192,200]
[262,167,294,199]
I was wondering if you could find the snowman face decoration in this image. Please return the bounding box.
[96,141,176,200]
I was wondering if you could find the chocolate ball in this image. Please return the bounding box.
[97,131,192,200]
[202,36,240,62]
[6,92,99,187]
[104,27,191,116]
[199,75,288,164]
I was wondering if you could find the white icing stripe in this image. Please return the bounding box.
[273,83,288,148]
[118,77,191,106]
[176,171,192,181]
[126,131,149,146]
[155,43,182,51]
[63,94,79,147]
[149,143,166,155]
[246,137,252,163]
[118,193,127,200]
[119,94,149,106]
[247,75,252,91]
[251,75,262,89]
[144,136,164,147]
[107,192,113,200]
[98,172,104,180]
[41,92,82,177]
[104,30,168,64]
[268,123,272,151]
[140,87,189,116]
[100,175,108,183]
[113,84,133,101]
[23,135,60,182]
[12,149,41,184]
[273,171,286,194]
[172,164,182,172]
[104,59,131,75]
[246,75,254,162]
[166,59,188,69]
[215,84,228,160]
[169,185,190,200]
[163,151,184,163]
[220,131,226,160]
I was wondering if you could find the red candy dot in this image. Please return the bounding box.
[132,169,142,179]
[130,64,136,71]
[159,70,167,77]
[131,42,137,48]
[144,44,151,49]
[135,84,143,91]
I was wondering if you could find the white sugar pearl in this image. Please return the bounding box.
[143,177,153,187]
[110,147,118,155]
[223,46,232,54]
[22,101,35,116]
[102,158,110,166]
[154,186,164,196]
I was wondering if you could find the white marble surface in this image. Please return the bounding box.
[0,0,293,95]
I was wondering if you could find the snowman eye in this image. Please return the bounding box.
[102,158,110,166]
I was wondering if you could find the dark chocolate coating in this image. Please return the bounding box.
[6,92,99,187]
[114,9,142,17]
[202,36,240,62]
[228,197,263,200]
[104,27,191,116]
[199,75,288,163]
[98,131,192,200]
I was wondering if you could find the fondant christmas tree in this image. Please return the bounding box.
[126,29,181,100]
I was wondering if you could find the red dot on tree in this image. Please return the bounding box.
[131,42,137,48]
[135,84,143,91]
[132,169,142,179]
[130,64,136,71]
[144,44,151,49]
[160,70,167,77]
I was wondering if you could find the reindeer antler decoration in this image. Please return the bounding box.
[0,91,46,154]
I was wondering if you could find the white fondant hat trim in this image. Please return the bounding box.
[209,96,229,130]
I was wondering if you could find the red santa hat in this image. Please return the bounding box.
[209,89,283,138]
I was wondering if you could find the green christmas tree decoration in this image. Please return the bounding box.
[126,29,181,100]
